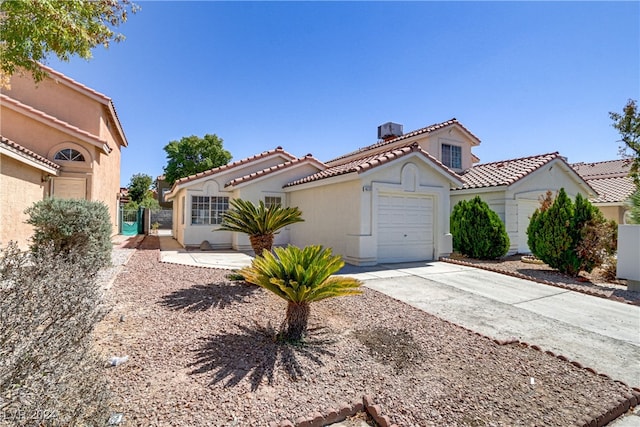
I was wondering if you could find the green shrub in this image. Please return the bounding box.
[526,189,616,276]
[25,198,112,272]
[451,196,510,260]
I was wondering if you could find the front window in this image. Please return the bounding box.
[54,148,85,162]
[191,196,229,225]
[442,144,462,169]
[264,196,282,208]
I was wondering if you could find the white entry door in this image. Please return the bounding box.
[51,177,86,200]
[377,192,434,263]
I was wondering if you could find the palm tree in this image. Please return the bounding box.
[218,198,304,256]
[239,245,362,342]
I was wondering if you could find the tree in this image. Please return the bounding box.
[0,0,138,84]
[526,189,616,276]
[163,134,232,185]
[450,196,510,260]
[218,199,304,256]
[239,245,362,342]
[610,99,640,185]
[128,173,153,204]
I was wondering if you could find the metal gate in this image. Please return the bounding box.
[149,208,173,230]
[120,207,144,236]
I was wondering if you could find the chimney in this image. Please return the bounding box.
[378,122,403,141]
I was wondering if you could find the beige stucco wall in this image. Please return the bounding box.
[289,155,456,265]
[596,205,626,224]
[0,155,48,248]
[3,72,103,136]
[1,76,123,235]
[416,126,477,172]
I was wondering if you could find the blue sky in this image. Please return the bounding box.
[46,1,639,187]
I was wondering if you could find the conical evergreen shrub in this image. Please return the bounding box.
[451,196,510,260]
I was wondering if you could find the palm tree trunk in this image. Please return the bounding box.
[283,301,310,342]
[249,234,274,256]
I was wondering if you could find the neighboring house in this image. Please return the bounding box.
[165,118,597,264]
[571,159,637,224]
[166,147,325,251]
[451,153,595,254]
[0,65,128,248]
[155,175,173,209]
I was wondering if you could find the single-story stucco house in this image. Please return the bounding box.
[166,118,596,265]
[0,65,128,248]
[572,159,637,224]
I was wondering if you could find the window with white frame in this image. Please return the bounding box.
[54,148,85,162]
[442,144,462,169]
[264,196,282,208]
[191,196,229,225]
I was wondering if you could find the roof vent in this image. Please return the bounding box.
[377,122,403,140]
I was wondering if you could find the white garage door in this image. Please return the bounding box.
[377,192,434,263]
[52,177,86,200]
[517,200,540,253]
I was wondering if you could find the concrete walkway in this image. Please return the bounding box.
[150,235,640,425]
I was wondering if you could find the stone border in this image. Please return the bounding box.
[440,257,640,306]
[270,395,399,427]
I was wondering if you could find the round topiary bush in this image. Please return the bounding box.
[451,196,510,260]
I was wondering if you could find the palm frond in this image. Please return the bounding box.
[239,245,363,303]
[218,199,304,236]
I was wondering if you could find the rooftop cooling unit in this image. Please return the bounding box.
[378,122,403,140]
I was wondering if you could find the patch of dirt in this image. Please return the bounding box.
[96,237,636,426]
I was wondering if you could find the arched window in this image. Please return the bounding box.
[54,148,85,162]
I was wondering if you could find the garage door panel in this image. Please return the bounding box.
[377,192,434,263]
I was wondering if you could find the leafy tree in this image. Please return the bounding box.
[218,199,304,256]
[25,198,112,273]
[128,173,153,204]
[527,188,616,276]
[610,99,640,185]
[163,134,232,185]
[0,0,138,84]
[239,245,362,342]
[450,196,510,259]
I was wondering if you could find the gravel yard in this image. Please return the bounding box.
[97,237,636,426]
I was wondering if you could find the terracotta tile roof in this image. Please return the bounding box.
[587,176,637,203]
[285,142,462,188]
[1,94,111,152]
[171,146,297,188]
[0,135,60,170]
[571,159,632,179]
[455,152,565,190]
[225,154,326,188]
[327,118,481,165]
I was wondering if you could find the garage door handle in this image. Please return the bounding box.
[404,234,407,237]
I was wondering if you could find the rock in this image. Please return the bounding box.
[200,240,212,251]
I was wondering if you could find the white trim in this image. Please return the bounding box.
[0,144,59,175]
